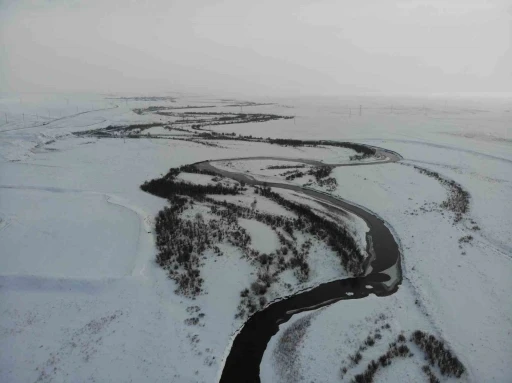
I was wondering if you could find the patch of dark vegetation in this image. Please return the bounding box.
[280,165,337,191]
[340,328,465,383]
[311,167,337,191]
[108,96,176,102]
[155,111,293,126]
[458,235,473,244]
[267,139,375,157]
[76,123,165,137]
[307,177,336,191]
[410,164,470,223]
[132,106,170,115]
[141,178,240,199]
[185,306,206,327]
[351,338,412,383]
[365,336,376,347]
[162,105,217,109]
[411,330,465,378]
[422,365,441,383]
[267,164,307,170]
[153,196,253,297]
[351,351,363,365]
[224,102,275,107]
[77,120,378,164]
[142,164,365,316]
[349,153,373,161]
[141,164,241,199]
[283,169,305,181]
[256,184,365,276]
[309,165,333,180]
[153,197,204,296]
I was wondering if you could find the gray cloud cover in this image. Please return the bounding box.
[1,0,510,96]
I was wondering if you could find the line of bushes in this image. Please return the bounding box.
[142,163,366,315]
[352,337,412,383]
[140,165,240,199]
[411,165,470,223]
[154,195,251,297]
[76,118,378,161]
[411,330,465,378]
[266,139,375,156]
[267,164,306,170]
[342,329,465,383]
[141,177,240,199]
[256,185,365,275]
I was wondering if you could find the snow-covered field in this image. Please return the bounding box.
[1,92,510,382]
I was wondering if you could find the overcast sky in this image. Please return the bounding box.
[1,0,511,96]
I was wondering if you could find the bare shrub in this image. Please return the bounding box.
[410,330,465,378]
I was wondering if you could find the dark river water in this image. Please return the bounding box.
[194,150,402,383]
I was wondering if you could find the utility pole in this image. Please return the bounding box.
[5,112,7,123]
[359,105,362,116]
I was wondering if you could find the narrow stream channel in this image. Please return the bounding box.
[194,149,403,383]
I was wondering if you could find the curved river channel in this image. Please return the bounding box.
[193,147,403,383]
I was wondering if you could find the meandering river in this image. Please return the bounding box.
[194,147,403,383]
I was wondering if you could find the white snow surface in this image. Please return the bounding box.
[0,93,511,382]
[238,218,279,254]
[176,172,218,186]
[143,125,173,135]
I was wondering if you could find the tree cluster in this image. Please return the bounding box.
[143,163,365,317]
[154,195,251,297]
[266,139,375,156]
[411,330,465,378]
[309,166,333,181]
[256,185,365,275]
[76,117,379,164]
[280,165,338,191]
[266,164,306,170]
[412,165,470,223]
[352,339,412,383]
[343,329,465,383]
[141,164,240,199]
[141,178,240,199]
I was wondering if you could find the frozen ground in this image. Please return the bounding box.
[0,92,511,382]
[263,160,511,382]
[0,189,140,277]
